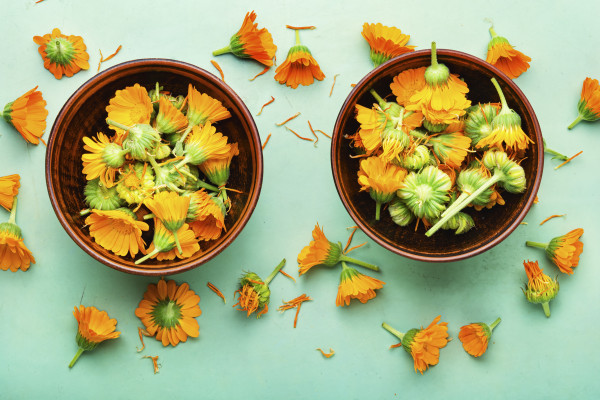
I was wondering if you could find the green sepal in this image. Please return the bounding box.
[424,42,450,86]
[0,222,22,239]
[401,328,420,356]
[457,169,493,206]
[2,101,13,123]
[397,166,452,219]
[523,277,559,304]
[151,298,182,329]
[492,111,521,130]
[465,103,498,146]
[423,120,448,133]
[577,99,600,121]
[44,37,76,66]
[392,144,434,170]
[434,211,475,234]
[121,124,161,161]
[75,332,99,352]
[487,35,510,51]
[84,178,124,210]
[240,272,271,308]
[370,50,391,67]
[101,143,128,168]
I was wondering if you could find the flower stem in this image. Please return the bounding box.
[69,347,85,368]
[295,29,301,46]
[8,197,17,224]
[339,255,379,271]
[375,201,381,221]
[264,258,286,285]
[143,213,154,220]
[430,42,438,67]
[106,119,132,132]
[369,89,385,107]
[196,179,220,192]
[172,230,183,255]
[79,209,91,216]
[490,77,508,111]
[135,248,160,265]
[489,26,498,38]
[212,45,232,56]
[489,317,501,332]
[542,302,551,318]
[382,322,404,340]
[543,146,568,161]
[173,125,193,157]
[525,241,548,249]
[568,114,583,130]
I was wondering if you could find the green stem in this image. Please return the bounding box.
[196,179,220,192]
[212,45,232,56]
[339,255,379,272]
[143,213,155,220]
[375,201,381,221]
[541,302,551,318]
[568,114,583,130]
[79,209,91,216]
[369,89,385,107]
[173,125,194,156]
[8,197,17,224]
[135,248,160,265]
[525,241,548,250]
[489,26,498,38]
[295,29,301,46]
[69,347,85,368]
[441,192,469,217]
[544,147,568,161]
[106,119,132,132]
[490,77,509,111]
[382,322,405,340]
[430,42,438,67]
[264,258,286,285]
[489,317,501,332]
[172,230,183,255]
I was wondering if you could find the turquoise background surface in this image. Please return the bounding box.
[1,0,599,399]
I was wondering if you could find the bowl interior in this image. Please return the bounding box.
[332,49,543,262]
[46,59,262,275]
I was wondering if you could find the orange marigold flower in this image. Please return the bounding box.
[81,132,124,188]
[185,84,232,127]
[156,96,188,134]
[336,263,385,306]
[144,191,191,255]
[0,174,20,211]
[106,84,153,138]
[33,28,90,79]
[85,208,149,258]
[297,223,343,275]
[1,86,48,144]
[69,305,120,368]
[199,142,239,187]
[233,259,285,318]
[390,67,427,107]
[526,228,584,275]
[486,26,531,80]
[212,11,277,67]
[138,220,199,264]
[458,318,501,357]
[134,278,202,346]
[568,77,600,129]
[382,316,449,374]
[361,22,415,67]
[358,156,407,220]
[274,30,325,89]
[186,190,226,241]
[522,260,559,317]
[0,199,35,272]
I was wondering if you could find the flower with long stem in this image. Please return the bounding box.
[522,260,559,317]
[274,29,325,89]
[0,174,20,212]
[568,77,600,129]
[358,156,407,220]
[458,318,501,357]
[361,23,415,67]
[336,261,385,306]
[526,228,584,275]
[134,278,202,346]
[382,316,449,374]
[0,198,35,272]
[233,258,285,318]
[33,28,90,79]
[485,26,531,79]
[69,305,119,368]
[1,86,48,145]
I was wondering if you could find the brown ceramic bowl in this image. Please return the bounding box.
[46,59,263,275]
[331,49,543,262]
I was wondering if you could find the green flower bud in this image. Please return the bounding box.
[457,169,492,206]
[397,166,452,220]
[84,178,124,210]
[154,143,171,160]
[423,120,448,133]
[465,103,498,146]
[121,124,161,161]
[392,144,434,170]
[101,142,129,168]
[434,211,475,234]
[388,198,415,227]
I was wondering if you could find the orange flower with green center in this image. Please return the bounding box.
[274,30,325,89]
[361,22,415,67]
[358,156,407,220]
[486,26,531,80]
[85,208,149,258]
[186,190,227,241]
[0,199,35,272]
[458,318,501,357]
[212,11,277,67]
[390,67,427,107]
[0,174,20,211]
[81,132,129,188]
[336,262,385,306]
[382,316,449,374]
[568,77,600,129]
[134,278,202,347]
[144,191,190,255]
[33,28,90,79]
[69,305,120,368]
[522,260,559,317]
[526,228,584,275]
[155,96,188,134]
[106,84,153,138]
[199,142,239,187]
[233,259,285,318]
[1,86,48,144]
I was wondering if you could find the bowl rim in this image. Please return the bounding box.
[331,49,543,263]
[45,58,263,275]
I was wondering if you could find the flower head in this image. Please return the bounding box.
[390,67,427,107]
[527,228,584,274]
[115,163,155,206]
[33,28,90,79]
[430,132,472,169]
[84,178,124,211]
[106,84,153,138]
[156,96,188,134]
[458,318,501,357]
[212,11,277,67]
[358,156,407,220]
[486,27,531,79]
[383,316,449,374]
[144,191,190,255]
[186,191,226,241]
[85,208,149,258]
[81,132,125,188]
[138,221,199,263]
[297,224,343,275]
[184,122,230,165]
[0,174,20,211]
[134,278,202,346]
[233,259,285,318]
[199,142,239,187]
[336,263,385,306]
[0,199,35,272]
[465,103,500,147]
[568,77,600,129]
[274,30,325,89]
[185,84,231,127]
[69,305,120,368]
[1,86,48,144]
[523,260,559,317]
[398,165,452,220]
[361,23,415,67]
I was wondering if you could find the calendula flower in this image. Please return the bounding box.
[182,123,231,168]
[106,84,153,138]
[136,220,199,264]
[382,316,449,374]
[522,260,559,317]
[0,174,20,211]
[106,119,161,161]
[274,30,325,89]
[476,78,532,151]
[134,278,202,346]
[458,318,501,357]
[155,96,188,134]
[358,156,407,220]
[398,165,452,221]
[83,178,124,212]
[388,198,415,227]
[420,131,472,169]
[485,26,531,79]
[434,211,475,235]
[406,42,471,127]
[568,77,600,129]
[393,144,434,170]
[199,142,239,187]
[81,132,127,188]
[187,191,226,241]
[526,228,584,275]
[1,86,48,144]
[465,103,500,147]
[361,23,415,67]
[336,262,385,306]
[85,208,149,258]
[115,163,155,206]
[233,259,285,318]
[69,305,120,368]
[390,67,427,107]
[185,84,232,127]
[144,191,190,255]
[33,28,90,79]
[212,10,277,67]
[0,198,36,272]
